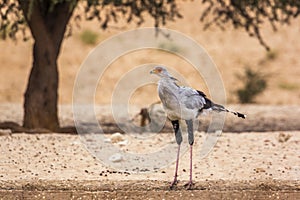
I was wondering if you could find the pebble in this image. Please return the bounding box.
[109,153,123,162]
[104,138,111,143]
[254,168,266,173]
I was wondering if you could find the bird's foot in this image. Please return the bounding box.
[169,179,179,189]
[184,181,194,190]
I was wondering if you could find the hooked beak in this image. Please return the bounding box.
[150,69,157,74]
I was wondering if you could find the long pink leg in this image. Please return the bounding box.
[185,120,194,189]
[185,145,194,189]
[170,144,180,189]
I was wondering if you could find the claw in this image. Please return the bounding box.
[170,179,178,189]
[184,181,194,190]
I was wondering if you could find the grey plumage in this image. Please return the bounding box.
[150,66,246,189]
[152,66,246,121]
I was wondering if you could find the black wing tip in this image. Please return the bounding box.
[196,90,207,97]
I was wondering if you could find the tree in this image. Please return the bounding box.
[200,0,300,50]
[0,0,181,131]
[0,0,299,131]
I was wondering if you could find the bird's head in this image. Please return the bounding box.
[150,66,170,78]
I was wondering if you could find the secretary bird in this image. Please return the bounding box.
[150,66,246,189]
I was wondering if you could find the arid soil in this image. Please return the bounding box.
[0,104,299,199]
[1,104,300,133]
[0,130,299,199]
[1,180,299,199]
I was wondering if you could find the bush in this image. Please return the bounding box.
[278,82,299,91]
[80,29,98,45]
[236,67,267,103]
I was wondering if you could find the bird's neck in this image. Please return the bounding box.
[159,77,179,90]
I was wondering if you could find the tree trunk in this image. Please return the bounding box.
[23,42,60,130]
[19,1,77,131]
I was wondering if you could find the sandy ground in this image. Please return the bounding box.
[0,104,299,199]
[1,104,300,133]
[0,131,299,199]
[1,131,299,181]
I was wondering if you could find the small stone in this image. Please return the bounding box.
[109,153,123,162]
[117,140,128,147]
[278,132,291,143]
[254,168,266,173]
[104,138,111,143]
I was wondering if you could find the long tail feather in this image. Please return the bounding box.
[211,104,246,119]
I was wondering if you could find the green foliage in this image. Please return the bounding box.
[0,0,181,40]
[0,2,27,40]
[1,0,300,50]
[80,29,98,45]
[201,0,300,50]
[278,82,299,91]
[236,67,268,103]
[78,0,181,29]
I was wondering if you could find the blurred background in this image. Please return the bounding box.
[0,1,299,107]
